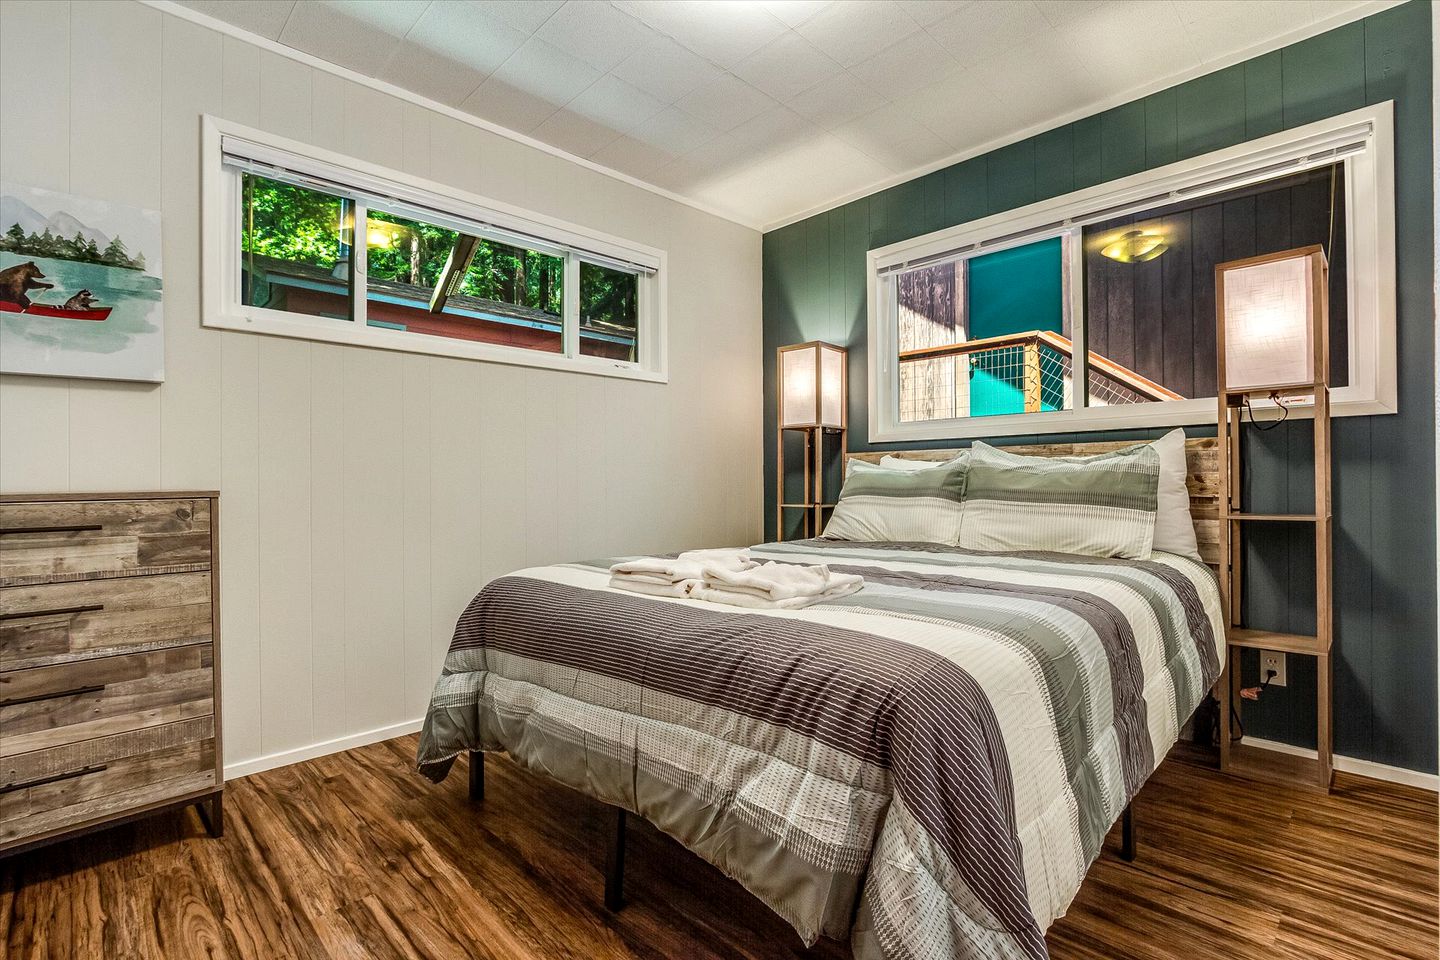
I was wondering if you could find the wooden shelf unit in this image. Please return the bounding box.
[776,425,845,540]
[1216,247,1334,794]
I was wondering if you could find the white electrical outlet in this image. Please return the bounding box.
[1260,650,1287,687]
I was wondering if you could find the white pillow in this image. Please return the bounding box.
[878,452,967,473]
[1151,429,1200,561]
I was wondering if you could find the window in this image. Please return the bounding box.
[868,103,1395,442]
[205,116,666,381]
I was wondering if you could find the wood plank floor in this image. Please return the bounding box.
[2,735,1434,959]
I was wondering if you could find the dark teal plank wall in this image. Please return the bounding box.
[760,2,1436,773]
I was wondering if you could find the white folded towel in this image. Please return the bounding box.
[690,560,863,611]
[608,548,753,598]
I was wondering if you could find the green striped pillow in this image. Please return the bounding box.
[823,459,967,544]
[958,441,1160,559]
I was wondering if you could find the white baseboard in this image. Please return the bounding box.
[1241,737,1439,792]
[224,718,423,780]
[221,722,1438,793]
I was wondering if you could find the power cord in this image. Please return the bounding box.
[1242,392,1290,431]
[1232,667,1280,741]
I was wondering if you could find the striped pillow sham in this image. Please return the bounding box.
[823,459,967,544]
[957,441,1161,559]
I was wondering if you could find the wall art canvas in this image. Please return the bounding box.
[0,182,164,382]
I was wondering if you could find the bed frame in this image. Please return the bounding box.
[467,435,1220,911]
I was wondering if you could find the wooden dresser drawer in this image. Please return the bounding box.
[0,571,212,670]
[0,498,211,586]
[0,717,216,846]
[0,645,214,757]
[0,491,221,857]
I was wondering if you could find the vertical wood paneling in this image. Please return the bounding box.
[1243,50,1284,140]
[0,3,73,493]
[986,138,1036,214]
[160,14,224,491]
[1033,127,1074,201]
[257,338,314,753]
[1144,89,1178,169]
[66,3,163,492]
[1175,64,1245,160]
[219,333,260,761]
[342,349,406,730]
[1,1,764,776]
[760,1,1436,773]
[308,343,347,744]
[400,355,434,716]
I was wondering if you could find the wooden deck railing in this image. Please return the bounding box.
[898,330,1183,413]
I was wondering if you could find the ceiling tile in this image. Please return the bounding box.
[459,37,602,132]
[673,74,778,132]
[834,105,952,170]
[925,0,1052,66]
[632,106,716,156]
[785,72,888,129]
[796,0,921,67]
[565,75,667,137]
[733,32,845,103]
[847,28,963,101]
[588,134,675,179]
[1061,0,1203,90]
[482,0,568,33]
[177,0,297,39]
[1176,1,1329,63]
[487,37,603,109]
[377,3,529,105]
[532,109,622,157]
[619,0,789,68]
[610,34,726,104]
[536,1,657,72]
[899,0,973,28]
[893,69,1011,148]
[1032,0,1107,28]
[972,29,1107,124]
[277,1,427,74]
[760,1,833,28]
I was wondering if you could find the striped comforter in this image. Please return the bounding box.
[417,539,1222,960]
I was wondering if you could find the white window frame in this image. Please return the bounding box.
[867,102,1397,443]
[202,115,667,383]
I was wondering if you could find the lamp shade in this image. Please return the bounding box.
[779,341,846,429]
[1217,246,1326,393]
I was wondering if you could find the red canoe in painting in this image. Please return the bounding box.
[0,301,112,321]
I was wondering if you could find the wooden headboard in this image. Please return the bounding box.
[847,436,1220,566]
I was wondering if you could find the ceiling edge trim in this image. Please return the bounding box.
[139,0,767,233]
[760,0,1408,233]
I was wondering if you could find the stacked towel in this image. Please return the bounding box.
[691,561,863,610]
[608,548,753,598]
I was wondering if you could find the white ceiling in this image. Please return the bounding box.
[174,0,1387,229]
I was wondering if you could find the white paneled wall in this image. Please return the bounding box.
[0,1,763,774]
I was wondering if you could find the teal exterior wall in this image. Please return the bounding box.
[967,238,1065,415]
[760,1,1436,773]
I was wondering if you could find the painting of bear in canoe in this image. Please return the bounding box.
[0,182,163,382]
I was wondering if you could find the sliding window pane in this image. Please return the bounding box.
[1081,164,1347,407]
[896,236,1072,422]
[240,173,353,320]
[579,262,639,362]
[363,213,564,353]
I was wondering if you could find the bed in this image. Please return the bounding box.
[416,439,1224,960]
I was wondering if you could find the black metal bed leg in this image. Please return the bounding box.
[468,751,484,803]
[604,807,626,912]
[1121,802,1136,862]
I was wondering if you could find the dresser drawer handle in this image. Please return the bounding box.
[0,603,105,622]
[0,524,104,535]
[0,683,106,709]
[0,764,108,795]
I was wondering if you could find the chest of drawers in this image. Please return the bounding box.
[0,492,223,856]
